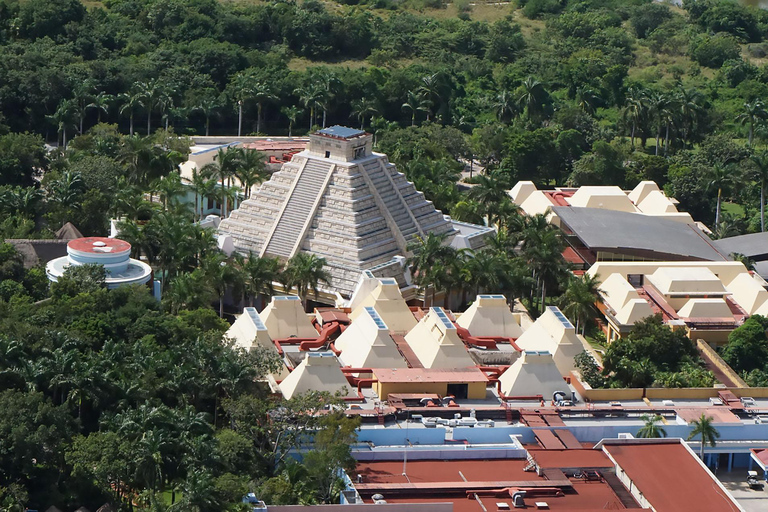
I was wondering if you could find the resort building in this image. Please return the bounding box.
[45,237,158,298]
[588,260,768,343]
[217,126,492,301]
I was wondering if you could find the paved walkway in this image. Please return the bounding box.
[717,469,768,512]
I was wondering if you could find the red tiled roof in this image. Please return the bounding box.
[372,367,488,383]
[675,407,741,424]
[68,237,130,254]
[603,442,739,512]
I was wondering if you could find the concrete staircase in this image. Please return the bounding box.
[361,159,421,246]
[262,159,333,258]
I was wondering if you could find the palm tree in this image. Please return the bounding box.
[87,91,114,124]
[169,469,222,512]
[48,99,77,149]
[748,150,768,232]
[236,149,268,199]
[283,253,332,311]
[252,80,276,134]
[705,161,740,227]
[493,89,516,123]
[402,90,422,127]
[239,253,281,308]
[623,87,647,151]
[118,90,144,136]
[677,86,703,149]
[281,105,301,136]
[2,186,44,219]
[202,252,240,317]
[135,79,166,135]
[406,232,456,307]
[351,97,378,130]
[468,172,510,226]
[48,171,86,210]
[230,71,255,136]
[201,148,244,218]
[72,80,95,134]
[315,68,340,128]
[518,76,547,122]
[520,215,566,313]
[576,87,600,115]
[295,82,323,131]
[688,413,720,461]
[417,73,443,122]
[154,171,185,209]
[736,100,767,147]
[560,273,603,335]
[192,93,220,136]
[637,414,667,438]
[189,168,217,221]
[648,91,671,156]
[165,270,215,315]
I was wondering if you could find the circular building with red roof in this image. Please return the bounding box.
[46,237,153,289]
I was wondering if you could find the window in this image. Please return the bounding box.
[355,147,366,159]
[325,151,330,158]
[627,274,644,287]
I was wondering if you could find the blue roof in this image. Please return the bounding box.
[317,125,366,139]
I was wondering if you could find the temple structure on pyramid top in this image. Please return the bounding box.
[218,126,492,300]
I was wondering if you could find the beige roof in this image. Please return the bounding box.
[615,298,655,325]
[278,352,352,399]
[259,296,318,339]
[636,190,678,215]
[226,308,288,380]
[350,280,417,335]
[519,190,556,217]
[404,307,476,369]
[628,181,660,205]
[677,298,734,319]
[456,295,523,338]
[724,272,768,315]
[508,180,537,204]
[335,307,407,369]
[600,273,641,310]
[514,307,581,376]
[566,186,638,212]
[498,351,568,398]
[646,267,726,296]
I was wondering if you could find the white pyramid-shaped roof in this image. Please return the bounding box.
[677,298,733,319]
[615,298,655,325]
[637,190,678,214]
[404,307,475,369]
[336,307,407,369]
[456,295,523,338]
[600,273,641,310]
[647,267,726,296]
[628,181,660,205]
[278,352,352,399]
[259,296,317,339]
[566,186,638,212]
[226,307,289,380]
[498,351,567,398]
[514,306,582,376]
[509,181,537,204]
[218,128,456,297]
[350,279,417,334]
[725,272,768,314]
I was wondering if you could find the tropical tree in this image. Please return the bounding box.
[238,254,281,308]
[295,82,323,131]
[189,168,218,221]
[467,172,511,226]
[72,80,95,134]
[747,150,768,232]
[237,149,269,199]
[283,253,332,311]
[637,414,667,438]
[201,253,240,318]
[351,97,378,131]
[118,90,144,136]
[493,90,517,123]
[687,413,720,461]
[136,79,167,135]
[648,91,671,156]
[736,100,767,147]
[201,148,244,217]
[192,94,220,137]
[154,171,185,209]
[406,232,456,307]
[560,273,604,335]
[252,81,277,134]
[230,71,255,137]
[520,215,567,312]
[623,87,647,151]
[87,91,114,124]
[281,105,301,137]
[676,86,704,149]
[49,99,77,149]
[705,161,740,227]
[47,171,86,210]
[417,73,443,122]
[518,76,547,122]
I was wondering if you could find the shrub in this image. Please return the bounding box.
[689,32,741,69]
